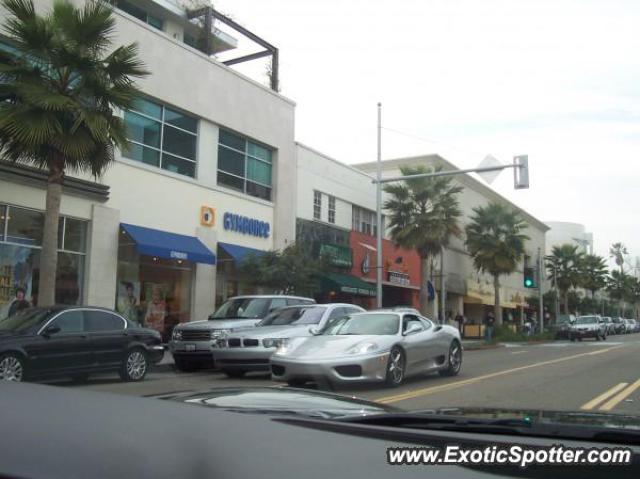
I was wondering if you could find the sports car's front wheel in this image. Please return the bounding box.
[385,347,405,387]
[439,340,462,377]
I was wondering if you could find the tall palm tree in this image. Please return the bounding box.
[0,0,147,305]
[464,202,529,326]
[546,244,583,314]
[577,254,608,298]
[606,269,633,316]
[609,242,628,274]
[384,165,463,315]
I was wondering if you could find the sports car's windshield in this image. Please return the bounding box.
[321,313,399,336]
[259,307,325,326]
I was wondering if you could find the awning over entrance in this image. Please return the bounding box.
[321,272,377,297]
[121,223,216,265]
[218,242,267,263]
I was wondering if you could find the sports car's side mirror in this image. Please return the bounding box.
[308,326,320,335]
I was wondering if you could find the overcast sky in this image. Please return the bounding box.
[214,0,640,268]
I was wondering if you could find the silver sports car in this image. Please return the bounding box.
[270,311,462,387]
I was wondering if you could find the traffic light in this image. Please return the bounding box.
[514,155,529,189]
[524,267,536,288]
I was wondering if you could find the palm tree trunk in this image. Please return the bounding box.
[493,275,502,326]
[563,291,569,314]
[38,163,64,306]
[419,256,431,317]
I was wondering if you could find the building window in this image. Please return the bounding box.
[313,191,322,220]
[115,0,164,30]
[0,204,87,313]
[123,98,198,178]
[328,195,336,224]
[217,129,273,201]
[352,205,384,236]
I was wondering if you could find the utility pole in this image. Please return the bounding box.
[375,103,383,308]
[537,247,544,332]
[440,247,446,324]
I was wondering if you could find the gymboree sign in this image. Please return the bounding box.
[223,212,270,238]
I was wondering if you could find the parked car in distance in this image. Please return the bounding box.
[611,317,627,335]
[214,304,365,377]
[169,295,315,371]
[0,306,164,383]
[624,318,638,333]
[600,316,615,335]
[271,311,462,387]
[569,315,607,341]
[549,314,575,339]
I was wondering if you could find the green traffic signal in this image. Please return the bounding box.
[524,267,536,288]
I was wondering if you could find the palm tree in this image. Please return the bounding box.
[606,269,634,316]
[577,254,608,298]
[546,244,583,314]
[0,0,147,305]
[464,202,529,326]
[384,165,463,315]
[609,242,628,274]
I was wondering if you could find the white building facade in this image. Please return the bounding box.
[545,221,594,255]
[0,0,297,339]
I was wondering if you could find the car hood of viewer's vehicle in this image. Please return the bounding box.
[177,319,260,331]
[227,324,312,340]
[417,407,640,429]
[153,386,400,418]
[279,335,397,360]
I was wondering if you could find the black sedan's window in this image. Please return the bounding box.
[51,310,84,333]
[85,311,125,332]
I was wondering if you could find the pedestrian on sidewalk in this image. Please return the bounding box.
[484,311,495,343]
[455,312,465,338]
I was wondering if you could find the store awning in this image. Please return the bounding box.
[321,272,377,297]
[120,223,216,265]
[218,242,267,263]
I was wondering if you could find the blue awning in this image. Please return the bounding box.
[218,242,267,263]
[121,223,216,265]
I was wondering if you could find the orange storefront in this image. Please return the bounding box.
[348,231,421,310]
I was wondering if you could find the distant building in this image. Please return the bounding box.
[545,222,593,255]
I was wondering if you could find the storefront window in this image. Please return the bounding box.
[116,229,193,341]
[0,204,87,318]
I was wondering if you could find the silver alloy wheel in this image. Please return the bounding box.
[0,356,23,382]
[126,351,147,380]
[388,349,405,384]
[450,343,462,372]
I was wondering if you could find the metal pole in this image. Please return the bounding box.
[372,164,518,184]
[375,103,383,308]
[538,247,544,333]
[440,247,446,324]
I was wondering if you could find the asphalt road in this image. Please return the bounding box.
[66,334,640,415]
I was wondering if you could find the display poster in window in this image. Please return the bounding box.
[0,245,35,319]
[117,280,141,326]
[142,282,168,333]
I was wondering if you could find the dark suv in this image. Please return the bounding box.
[0,306,164,382]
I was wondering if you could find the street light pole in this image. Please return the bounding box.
[375,103,383,308]
[538,247,544,333]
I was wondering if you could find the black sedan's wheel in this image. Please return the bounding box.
[385,347,405,387]
[120,349,148,382]
[439,340,463,377]
[0,353,25,382]
[223,369,245,378]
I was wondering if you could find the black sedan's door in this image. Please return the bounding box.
[25,310,91,375]
[83,310,129,368]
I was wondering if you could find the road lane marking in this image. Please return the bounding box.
[376,346,622,404]
[580,383,629,410]
[510,351,528,355]
[599,379,640,411]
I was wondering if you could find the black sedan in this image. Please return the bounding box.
[0,306,164,382]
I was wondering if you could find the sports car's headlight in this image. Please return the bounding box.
[263,338,289,349]
[211,329,231,340]
[172,329,182,341]
[347,342,380,355]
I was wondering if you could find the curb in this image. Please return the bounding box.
[463,343,505,351]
